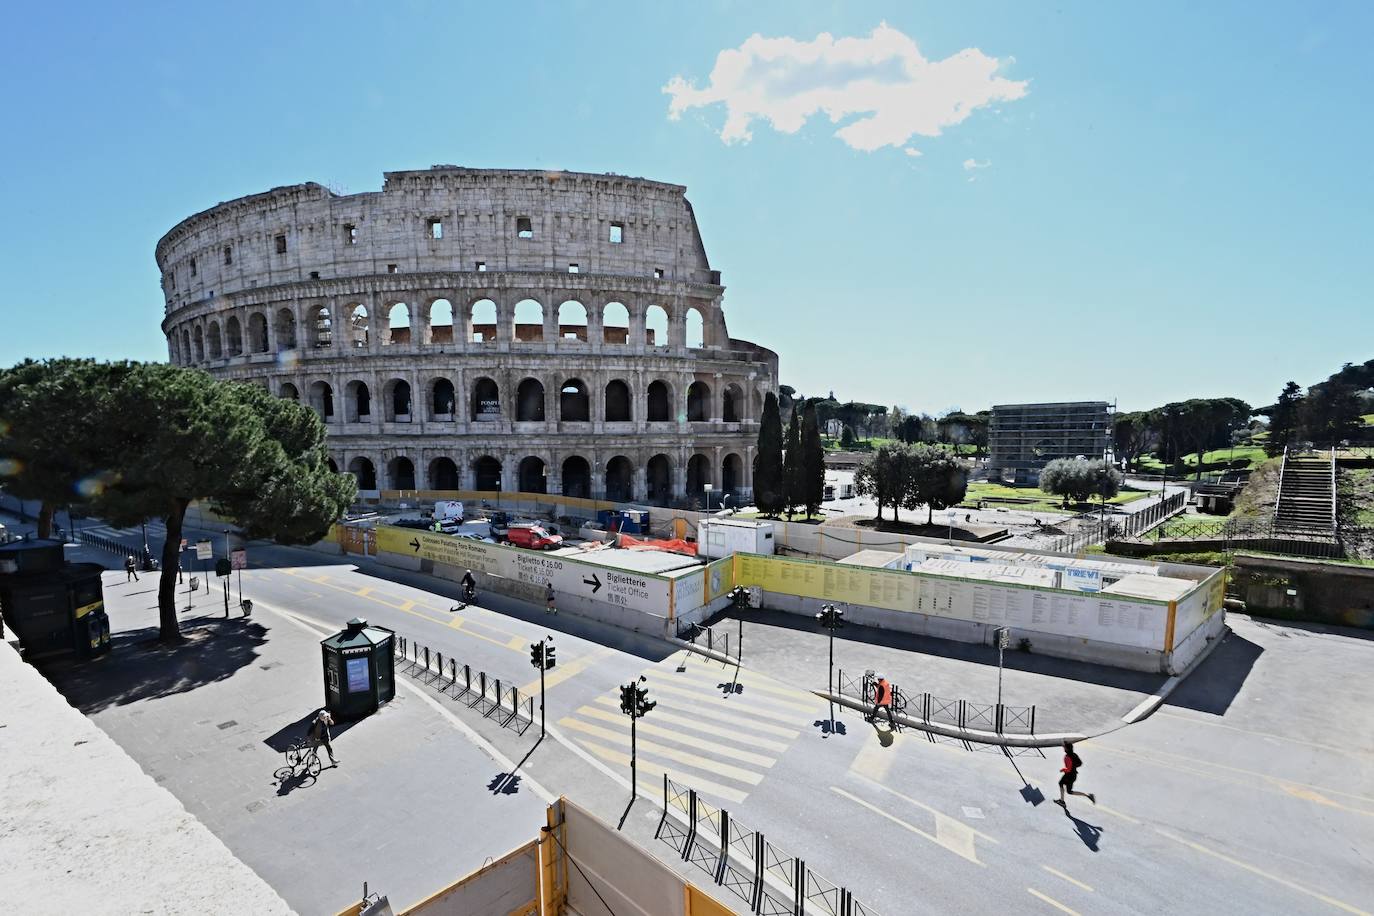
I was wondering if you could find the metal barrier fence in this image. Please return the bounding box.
[836,668,1036,735]
[658,775,877,916]
[391,634,535,733]
[1125,514,1347,558]
[76,529,155,566]
[675,619,732,661]
[1047,490,1187,554]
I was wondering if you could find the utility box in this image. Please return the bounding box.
[321,617,395,719]
[0,541,110,660]
[697,518,776,560]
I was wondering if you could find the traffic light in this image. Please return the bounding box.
[619,683,636,716]
[530,641,545,669]
[542,638,556,670]
[634,682,656,717]
[816,603,845,629]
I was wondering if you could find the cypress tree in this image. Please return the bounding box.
[755,392,785,516]
[802,401,825,518]
[783,405,803,519]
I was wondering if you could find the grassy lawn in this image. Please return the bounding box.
[1135,445,1267,475]
[961,481,1152,515]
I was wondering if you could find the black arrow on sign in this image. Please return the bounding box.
[584,573,602,594]
[409,538,421,553]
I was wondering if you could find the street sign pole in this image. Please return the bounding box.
[539,654,546,738]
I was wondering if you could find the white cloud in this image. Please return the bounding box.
[963,158,990,170]
[904,147,923,157]
[663,23,1028,152]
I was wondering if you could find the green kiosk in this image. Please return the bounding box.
[320,617,395,719]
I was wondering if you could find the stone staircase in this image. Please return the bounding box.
[1274,448,1335,535]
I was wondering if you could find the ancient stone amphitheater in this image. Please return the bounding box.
[157,166,777,506]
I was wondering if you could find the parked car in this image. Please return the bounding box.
[504,525,563,550]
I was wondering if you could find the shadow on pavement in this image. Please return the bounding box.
[40,615,269,715]
[1164,629,1263,716]
[1064,810,1102,851]
[263,709,360,753]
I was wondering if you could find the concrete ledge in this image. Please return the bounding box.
[814,689,1085,748]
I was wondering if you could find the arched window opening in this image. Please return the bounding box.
[473,456,502,491]
[602,302,630,345]
[192,327,205,362]
[312,306,333,348]
[181,330,192,364]
[513,299,544,342]
[471,299,497,342]
[723,384,743,422]
[207,322,223,360]
[605,456,634,503]
[349,305,370,349]
[276,309,298,350]
[226,316,243,356]
[560,379,589,422]
[385,303,410,346]
[685,307,705,349]
[518,456,547,494]
[429,457,459,491]
[647,454,672,506]
[432,378,455,419]
[348,457,376,490]
[516,378,545,422]
[687,454,711,503]
[722,453,743,498]
[279,382,299,401]
[248,313,269,353]
[471,377,500,421]
[429,299,454,345]
[345,381,371,422]
[647,380,671,422]
[605,379,631,422]
[562,456,591,499]
[327,458,339,474]
[557,300,588,342]
[386,379,412,421]
[687,381,711,422]
[309,381,334,420]
[387,456,416,490]
[645,305,668,347]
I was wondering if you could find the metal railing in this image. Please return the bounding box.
[676,619,732,662]
[837,668,1037,735]
[1045,490,1187,553]
[1126,515,1345,558]
[657,775,878,916]
[77,529,157,568]
[391,634,535,733]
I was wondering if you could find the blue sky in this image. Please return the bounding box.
[1,1,1369,414]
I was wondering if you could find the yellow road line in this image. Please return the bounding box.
[1041,865,1093,893]
[1155,828,1371,916]
[829,787,984,866]
[572,706,778,767]
[557,718,763,786]
[519,645,617,695]
[1154,711,1357,756]
[572,738,749,804]
[1027,887,1081,915]
[648,681,812,725]
[591,695,798,745]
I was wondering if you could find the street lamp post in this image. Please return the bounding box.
[947,509,957,545]
[704,483,714,512]
[995,625,1010,731]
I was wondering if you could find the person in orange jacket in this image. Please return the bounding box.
[868,674,895,728]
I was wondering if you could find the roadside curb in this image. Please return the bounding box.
[665,635,740,667]
[1119,624,1231,726]
[813,689,1086,748]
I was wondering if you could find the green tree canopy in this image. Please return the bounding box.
[854,443,909,523]
[801,401,825,518]
[755,392,785,517]
[782,403,803,519]
[1039,458,1123,507]
[904,444,969,525]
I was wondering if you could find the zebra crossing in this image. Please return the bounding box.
[558,650,824,804]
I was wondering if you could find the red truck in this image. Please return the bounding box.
[504,525,563,550]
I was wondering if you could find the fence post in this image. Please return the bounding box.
[511,686,519,716]
[958,699,967,729]
[794,858,806,915]
[923,692,931,722]
[450,658,456,684]
[707,628,713,653]
[716,809,730,885]
[684,789,698,861]
[752,833,765,912]
[424,646,430,672]
[464,664,471,692]
[1030,705,1036,734]
[995,703,1004,734]
[479,671,487,701]
[436,651,443,675]
[493,678,501,707]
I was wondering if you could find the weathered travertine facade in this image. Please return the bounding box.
[157,167,777,504]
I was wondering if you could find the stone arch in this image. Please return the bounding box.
[722,452,743,497]
[348,456,376,490]
[429,299,454,345]
[192,326,205,362]
[275,308,298,350]
[279,381,299,401]
[345,380,371,422]
[226,316,243,355]
[559,378,590,422]
[602,301,630,345]
[605,379,632,422]
[687,381,711,422]
[685,307,705,349]
[605,455,634,503]
[516,377,545,422]
[646,453,673,506]
[384,302,410,347]
[645,304,668,347]
[557,300,588,342]
[723,383,744,422]
[311,305,333,348]
[473,455,502,491]
[181,329,192,364]
[387,456,416,490]
[248,312,269,353]
[471,377,500,421]
[348,304,370,349]
[687,453,712,500]
[383,378,412,421]
[561,456,591,499]
[429,457,460,490]
[470,298,497,342]
[431,378,456,419]
[518,456,547,494]
[513,298,544,342]
[647,380,672,422]
[206,321,223,360]
[308,381,334,420]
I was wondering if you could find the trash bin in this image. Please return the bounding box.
[320,617,395,719]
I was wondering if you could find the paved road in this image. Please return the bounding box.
[36,513,1374,915]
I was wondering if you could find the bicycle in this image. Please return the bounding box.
[275,737,323,783]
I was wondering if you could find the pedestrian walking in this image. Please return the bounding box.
[124,555,139,582]
[867,674,896,728]
[545,581,557,615]
[307,709,338,766]
[1055,741,1095,809]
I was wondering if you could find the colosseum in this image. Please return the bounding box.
[156,166,778,506]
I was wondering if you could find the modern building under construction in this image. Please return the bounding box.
[987,401,1112,485]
